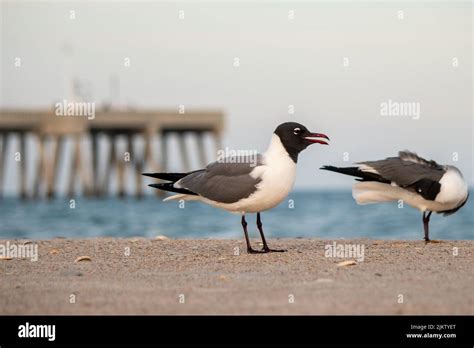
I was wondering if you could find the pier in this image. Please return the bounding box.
[0,108,224,199]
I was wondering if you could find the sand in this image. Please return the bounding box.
[0,238,472,315]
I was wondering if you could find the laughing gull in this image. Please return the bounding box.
[143,122,329,253]
[321,151,469,241]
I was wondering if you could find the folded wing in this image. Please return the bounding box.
[176,155,264,204]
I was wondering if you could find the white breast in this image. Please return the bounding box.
[247,136,296,212]
[208,134,296,213]
[435,166,468,207]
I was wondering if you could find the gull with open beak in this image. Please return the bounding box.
[144,122,329,253]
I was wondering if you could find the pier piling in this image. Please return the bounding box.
[0,109,224,198]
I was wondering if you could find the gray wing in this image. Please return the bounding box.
[176,155,263,204]
[358,151,446,200]
[358,151,445,186]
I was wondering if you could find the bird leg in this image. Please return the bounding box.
[241,215,265,254]
[256,213,286,253]
[423,211,432,242]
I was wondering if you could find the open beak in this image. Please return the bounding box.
[304,132,330,145]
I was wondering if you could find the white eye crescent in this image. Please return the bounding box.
[293,128,301,135]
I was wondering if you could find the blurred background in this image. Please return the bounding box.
[0,1,472,240]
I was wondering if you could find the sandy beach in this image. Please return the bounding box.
[0,238,472,315]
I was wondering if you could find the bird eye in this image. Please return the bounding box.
[293,128,301,135]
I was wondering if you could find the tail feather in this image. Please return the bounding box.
[353,181,404,204]
[163,194,201,202]
[163,194,188,202]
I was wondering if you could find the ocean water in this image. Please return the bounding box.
[0,191,472,240]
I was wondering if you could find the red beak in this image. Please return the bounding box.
[304,132,330,145]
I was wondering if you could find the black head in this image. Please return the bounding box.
[274,122,329,163]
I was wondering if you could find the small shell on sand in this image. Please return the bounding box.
[74,256,92,263]
[155,235,170,241]
[337,260,357,267]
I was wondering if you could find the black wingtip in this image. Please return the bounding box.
[147,182,198,195]
[320,165,335,171]
[142,172,190,181]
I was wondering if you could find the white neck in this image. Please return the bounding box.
[264,134,290,162]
